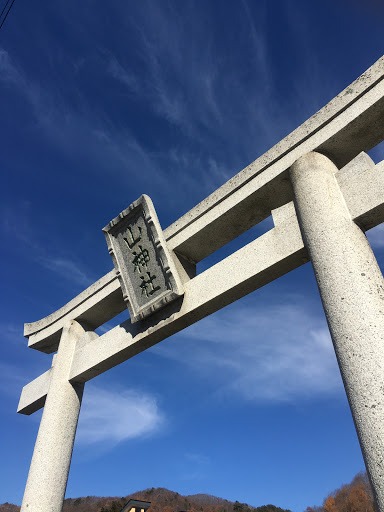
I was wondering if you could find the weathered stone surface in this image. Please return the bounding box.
[19,200,307,412]
[336,151,384,231]
[24,55,384,353]
[290,151,384,512]
[165,55,384,263]
[103,195,184,323]
[18,55,384,512]
[17,367,51,415]
[24,152,384,354]
[20,321,86,512]
[24,270,123,352]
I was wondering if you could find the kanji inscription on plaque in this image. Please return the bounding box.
[102,195,184,323]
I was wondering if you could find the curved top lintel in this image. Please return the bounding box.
[24,270,118,338]
[24,55,384,352]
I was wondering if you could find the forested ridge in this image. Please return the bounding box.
[306,472,375,512]
[0,471,375,512]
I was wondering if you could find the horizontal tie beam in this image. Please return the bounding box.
[18,152,384,414]
[18,200,306,414]
[24,56,384,354]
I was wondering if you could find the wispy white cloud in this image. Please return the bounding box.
[0,45,220,204]
[1,0,334,208]
[105,9,221,137]
[152,298,343,404]
[240,0,271,88]
[0,361,30,401]
[185,452,210,466]
[0,49,22,83]
[0,361,25,388]
[1,201,95,288]
[0,48,58,128]
[101,0,332,194]
[180,452,211,481]
[0,48,165,188]
[107,55,140,94]
[38,256,94,288]
[76,385,164,446]
[0,322,23,345]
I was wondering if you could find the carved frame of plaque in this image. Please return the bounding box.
[103,195,184,323]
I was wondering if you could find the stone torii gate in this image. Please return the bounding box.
[18,56,384,512]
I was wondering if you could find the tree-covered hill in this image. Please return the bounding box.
[305,472,376,512]
[0,487,290,512]
[1,472,374,512]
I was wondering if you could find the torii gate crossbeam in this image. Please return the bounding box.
[18,56,384,512]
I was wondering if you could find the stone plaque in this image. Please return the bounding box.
[103,195,184,323]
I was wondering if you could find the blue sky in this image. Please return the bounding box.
[1,1,384,510]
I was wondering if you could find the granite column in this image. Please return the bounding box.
[290,151,384,511]
[21,320,85,512]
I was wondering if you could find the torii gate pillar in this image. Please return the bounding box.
[20,321,86,512]
[17,54,384,512]
[290,152,384,510]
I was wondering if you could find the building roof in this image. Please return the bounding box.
[121,499,151,512]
